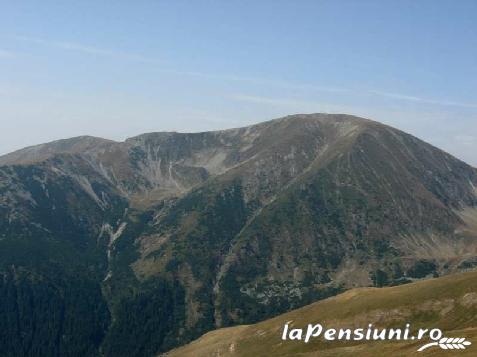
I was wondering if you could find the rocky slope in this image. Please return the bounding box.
[1,114,477,356]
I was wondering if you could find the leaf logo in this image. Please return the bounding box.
[418,337,472,352]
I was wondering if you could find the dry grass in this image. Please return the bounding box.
[167,271,477,357]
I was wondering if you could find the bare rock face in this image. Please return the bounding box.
[1,114,477,356]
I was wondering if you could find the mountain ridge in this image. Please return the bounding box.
[0,113,376,165]
[1,113,476,356]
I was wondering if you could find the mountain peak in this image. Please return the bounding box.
[1,114,476,356]
[0,135,116,165]
[0,114,379,167]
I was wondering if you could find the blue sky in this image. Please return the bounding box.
[1,0,476,165]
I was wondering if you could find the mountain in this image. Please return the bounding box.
[1,114,477,356]
[167,270,477,357]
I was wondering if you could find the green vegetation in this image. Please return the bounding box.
[169,271,477,357]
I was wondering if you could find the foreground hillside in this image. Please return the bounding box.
[168,271,477,356]
[1,114,477,355]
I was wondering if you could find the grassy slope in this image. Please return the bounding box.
[167,271,477,357]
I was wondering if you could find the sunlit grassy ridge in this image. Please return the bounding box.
[167,271,477,356]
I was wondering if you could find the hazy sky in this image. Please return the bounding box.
[1,0,476,166]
